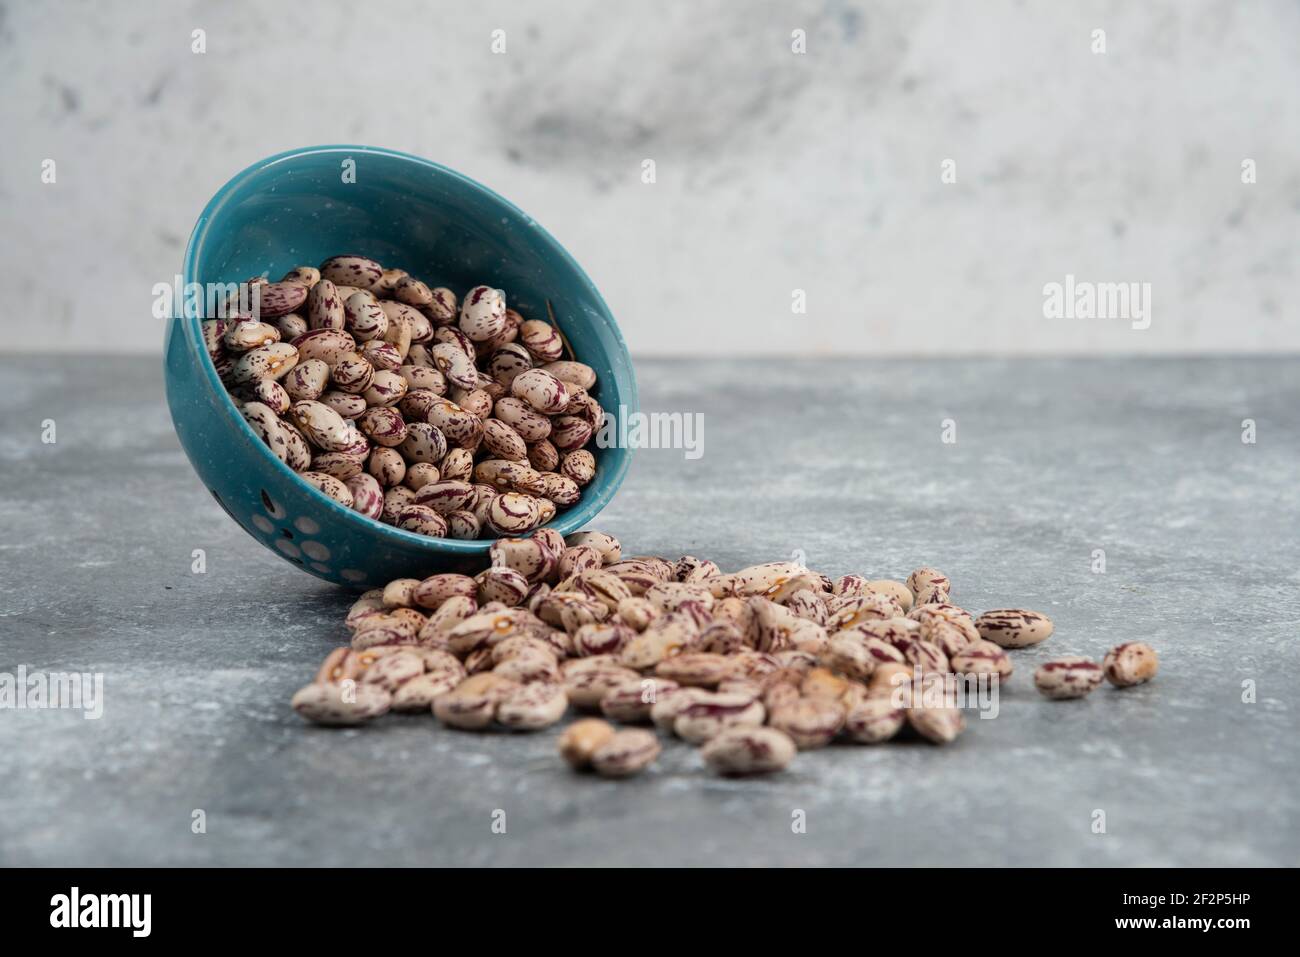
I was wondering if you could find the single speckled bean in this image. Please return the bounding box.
[528,440,559,472]
[600,677,679,723]
[391,670,462,712]
[258,281,308,319]
[1103,642,1159,687]
[224,320,281,352]
[482,419,528,461]
[565,661,641,710]
[320,254,382,290]
[654,652,731,688]
[414,479,476,514]
[345,473,384,519]
[1034,657,1103,699]
[306,278,345,331]
[440,447,474,482]
[425,287,458,325]
[401,463,439,491]
[342,291,388,343]
[867,579,913,612]
[281,422,312,471]
[357,406,407,447]
[459,285,507,342]
[379,574,416,605]
[976,609,1054,648]
[701,726,797,776]
[542,360,597,390]
[300,471,354,507]
[551,416,593,452]
[565,531,621,564]
[291,329,356,367]
[276,313,308,340]
[233,342,298,383]
[475,566,530,607]
[590,728,661,778]
[844,697,906,743]
[913,584,950,606]
[908,705,966,744]
[560,449,596,486]
[360,650,424,692]
[330,352,374,394]
[240,401,289,462]
[906,567,949,597]
[433,673,519,729]
[398,422,448,464]
[446,510,480,539]
[363,370,407,408]
[768,697,845,750]
[319,389,367,419]
[673,692,765,744]
[558,717,617,769]
[291,681,391,726]
[394,275,433,307]
[948,640,1012,680]
[284,358,330,401]
[395,504,447,537]
[572,621,631,658]
[496,681,568,730]
[412,573,477,610]
[282,265,320,287]
[487,492,542,534]
[290,399,353,451]
[511,369,570,415]
[382,486,415,522]
[310,449,361,479]
[519,319,564,362]
[619,612,696,669]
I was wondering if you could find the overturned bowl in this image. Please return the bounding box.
[164,145,635,590]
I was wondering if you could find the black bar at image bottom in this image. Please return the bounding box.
[0,868,1282,940]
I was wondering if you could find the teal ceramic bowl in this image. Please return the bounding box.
[164,145,635,590]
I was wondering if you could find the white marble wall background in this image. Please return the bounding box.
[0,0,1295,355]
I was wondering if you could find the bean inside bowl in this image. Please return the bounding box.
[164,145,636,589]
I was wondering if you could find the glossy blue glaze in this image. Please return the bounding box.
[164,145,635,590]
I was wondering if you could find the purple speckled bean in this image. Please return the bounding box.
[355,406,408,448]
[258,281,308,319]
[291,681,390,726]
[1103,642,1159,687]
[319,255,383,290]
[487,492,542,534]
[345,473,384,519]
[590,728,660,777]
[1033,656,1103,699]
[291,329,357,367]
[701,726,797,775]
[511,369,570,415]
[976,609,1054,649]
[395,504,448,537]
[413,479,476,514]
[458,285,507,342]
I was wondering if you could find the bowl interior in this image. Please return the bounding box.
[182,145,635,558]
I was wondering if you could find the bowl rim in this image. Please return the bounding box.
[180,143,636,555]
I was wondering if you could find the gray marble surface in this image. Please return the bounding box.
[0,355,1296,866]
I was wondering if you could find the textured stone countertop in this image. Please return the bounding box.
[1,356,1296,866]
